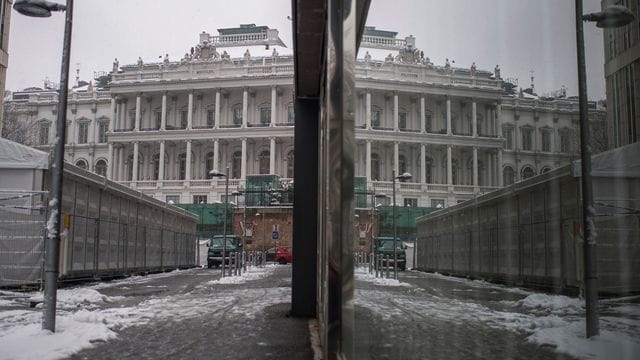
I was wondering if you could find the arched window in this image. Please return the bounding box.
[75,159,88,170]
[152,154,160,180]
[286,150,294,178]
[127,155,134,180]
[540,166,552,174]
[371,153,381,181]
[451,159,459,185]
[399,154,407,175]
[425,156,433,183]
[503,166,515,186]
[232,151,242,179]
[521,166,535,180]
[205,152,215,176]
[232,105,242,125]
[259,150,270,174]
[178,153,187,180]
[95,160,107,177]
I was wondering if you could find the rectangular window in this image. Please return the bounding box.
[521,128,532,151]
[560,132,572,153]
[180,111,188,128]
[166,195,180,204]
[207,110,215,127]
[404,198,417,207]
[77,123,89,144]
[98,122,109,143]
[372,110,381,127]
[541,131,551,152]
[399,112,407,129]
[233,107,242,125]
[260,108,271,125]
[193,195,208,204]
[128,111,135,130]
[503,128,513,149]
[287,105,295,124]
[39,124,49,145]
[155,112,162,129]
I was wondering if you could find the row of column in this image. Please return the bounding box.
[364,91,502,136]
[364,140,504,187]
[106,137,280,182]
[110,86,280,131]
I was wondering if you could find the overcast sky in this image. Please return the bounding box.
[7,0,606,99]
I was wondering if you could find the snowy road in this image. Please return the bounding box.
[0,265,638,360]
[353,267,640,360]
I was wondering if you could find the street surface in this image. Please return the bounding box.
[0,263,638,360]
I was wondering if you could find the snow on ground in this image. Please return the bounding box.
[355,266,412,287]
[0,266,288,360]
[354,266,640,360]
[206,264,278,285]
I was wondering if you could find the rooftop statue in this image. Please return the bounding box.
[112,58,119,73]
[244,49,251,64]
[470,62,477,76]
[445,58,451,74]
[385,53,394,63]
[272,48,279,62]
[221,51,231,62]
[137,57,144,70]
[494,64,501,80]
[364,51,371,63]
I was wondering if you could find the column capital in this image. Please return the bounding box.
[186,139,192,144]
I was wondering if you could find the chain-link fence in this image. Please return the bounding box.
[0,191,47,287]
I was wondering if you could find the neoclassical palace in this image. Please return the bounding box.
[4,26,605,208]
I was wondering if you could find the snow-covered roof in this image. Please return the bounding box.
[572,142,640,178]
[0,138,49,170]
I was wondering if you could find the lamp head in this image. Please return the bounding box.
[13,0,66,17]
[209,169,227,178]
[584,5,635,28]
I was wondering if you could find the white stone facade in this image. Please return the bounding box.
[4,35,605,208]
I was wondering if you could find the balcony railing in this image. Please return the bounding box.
[219,124,242,129]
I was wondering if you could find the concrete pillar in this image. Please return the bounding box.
[498,149,503,187]
[393,92,399,131]
[215,90,221,129]
[107,143,114,179]
[159,141,165,181]
[472,100,477,137]
[446,97,452,135]
[187,91,193,130]
[134,94,141,131]
[271,86,277,127]
[132,142,139,181]
[242,87,248,128]
[365,90,371,130]
[420,96,426,133]
[241,138,247,179]
[420,144,426,184]
[110,97,116,131]
[447,145,453,185]
[473,146,478,188]
[161,92,167,130]
[365,140,371,181]
[270,137,276,174]
[393,141,399,176]
[118,147,125,181]
[185,140,192,181]
[213,139,220,173]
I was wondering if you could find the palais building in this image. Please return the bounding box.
[4,26,605,208]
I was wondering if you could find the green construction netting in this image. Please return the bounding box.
[176,203,235,238]
[377,206,438,241]
[245,175,281,206]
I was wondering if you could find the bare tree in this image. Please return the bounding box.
[2,104,38,146]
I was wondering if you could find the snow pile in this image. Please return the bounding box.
[513,293,583,315]
[29,288,123,310]
[355,271,412,287]
[207,265,277,285]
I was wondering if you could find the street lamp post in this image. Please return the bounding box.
[370,189,386,255]
[576,2,634,338]
[232,189,245,269]
[210,167,229,277]
[14,0,72,333]
[392,171,412,280]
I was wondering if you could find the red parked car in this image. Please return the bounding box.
[275,245,293,264]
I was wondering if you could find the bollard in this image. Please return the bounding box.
[385,255,390,279]
[236,252,240,276]
[375,254,379,278]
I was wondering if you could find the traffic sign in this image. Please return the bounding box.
[272,231,279,240]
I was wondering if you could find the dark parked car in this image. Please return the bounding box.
[373,236,406,271]
[265,247,276,262]
[207,235,242,268]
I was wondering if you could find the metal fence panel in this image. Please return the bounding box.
[0,191,46,287]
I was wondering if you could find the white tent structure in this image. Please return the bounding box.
[0,137,49,191]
